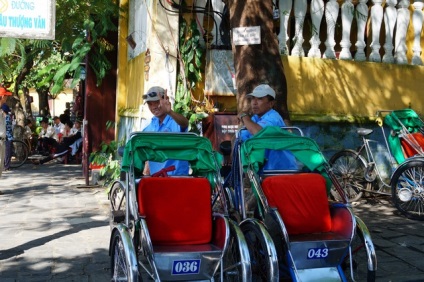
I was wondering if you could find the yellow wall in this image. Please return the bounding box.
[283,56,424,121]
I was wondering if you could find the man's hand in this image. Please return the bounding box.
[159,90,172,114]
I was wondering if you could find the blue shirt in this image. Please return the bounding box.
[143,115,189,175]
[5,114,13,141]
[240,109,297,171]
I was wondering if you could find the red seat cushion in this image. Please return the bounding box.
[262,173,332,235]
[138,177,212,245]
[401,132,424,158]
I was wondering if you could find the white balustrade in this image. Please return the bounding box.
[307,0,324,58]
[395,0,411,64]
[278,0,293,55]
[383,0,397,63]
[369,0,383,62]
[323,0,339,59]
[340,0,354,60]
[412,0,424,65]
[292,0,307,57]
[354,0,368,61]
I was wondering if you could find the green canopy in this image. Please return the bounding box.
[241,126,331,191]
[121,132,223,184]
[384,109,424,164]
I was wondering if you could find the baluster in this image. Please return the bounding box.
[211,0,226,47]
[292,0,307,57]
[383,0,397,63]
[412,0,424,65]
[324,0,339,59]
[395,0,411,64]
[354,0,368,61]
[308,0,325,58]
[369,0,383,62]
[278,0,293,55]
[340,0,354,60]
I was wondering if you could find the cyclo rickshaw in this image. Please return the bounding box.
[108,131,251,281]
[330,108,424,220]
[225,126,377,281]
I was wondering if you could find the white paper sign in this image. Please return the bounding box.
[0,0,56,39]
[232,26,261,46]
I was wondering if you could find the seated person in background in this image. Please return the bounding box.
[52,116,65,141]
[37,117,58,155]
[38,119,83,164]
[62,120,73,137]
[238,84,297,171]
[54,119,82,157]
[142,86,189,176]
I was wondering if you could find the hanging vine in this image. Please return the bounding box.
[174,17,214,133]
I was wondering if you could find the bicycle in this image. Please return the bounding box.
[10,139,29,168]
[330,109,424,220]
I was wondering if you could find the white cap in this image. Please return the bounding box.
[247,84,276,99]
[143,86,165,102]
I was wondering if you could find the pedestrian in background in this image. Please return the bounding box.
[1,104,13,171]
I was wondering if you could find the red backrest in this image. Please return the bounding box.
[262,173,332,235]
[401,132,424,158]
[138,177,212,245]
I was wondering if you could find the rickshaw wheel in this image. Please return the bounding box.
[329,150,370,202]
[241,221,274,282]
[110,182,126,225]
[214,224,244,281]
[391,160,424,221]
[342,226,376,282]
[110,231,135,281]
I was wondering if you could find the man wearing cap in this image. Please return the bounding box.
[142,86,189,175]
[1,104,13,171]
[239,84,297,170]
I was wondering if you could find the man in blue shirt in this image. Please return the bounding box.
[239,84,297,171]
[142,86,189,175]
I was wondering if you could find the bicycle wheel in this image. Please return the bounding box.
[391,159,424,220]
[329,150,370,202]
[240,220,278,282]
[342,225,376,282]
[110,182,126,226]
[10,140,29,168]
[110,231,137,282]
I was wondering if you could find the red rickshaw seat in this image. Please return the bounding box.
[138,177,212,245]
[262,173,332,235]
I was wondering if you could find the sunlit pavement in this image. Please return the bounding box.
[0,163,110,281]
[1,163,424,281]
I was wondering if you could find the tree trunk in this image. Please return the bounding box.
[37,89,50,118]
[226,0,291,125]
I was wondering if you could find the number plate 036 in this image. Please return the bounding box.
[307,248,329,259]
[172,259,201,275]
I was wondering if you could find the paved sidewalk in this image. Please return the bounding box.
[0,163,110,281]
[1,163,424,281]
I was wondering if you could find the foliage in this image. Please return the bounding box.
[89,139,122,188]
[174,17,213,133]
[0,0,120,102]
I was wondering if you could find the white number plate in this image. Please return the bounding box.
[307,247,329,259]
[172,259,201,275]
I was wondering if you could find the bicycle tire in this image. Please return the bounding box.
[10,140,29,168]
[329,149,370,202]
[109,182,126,227]
[391,158,424,221]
